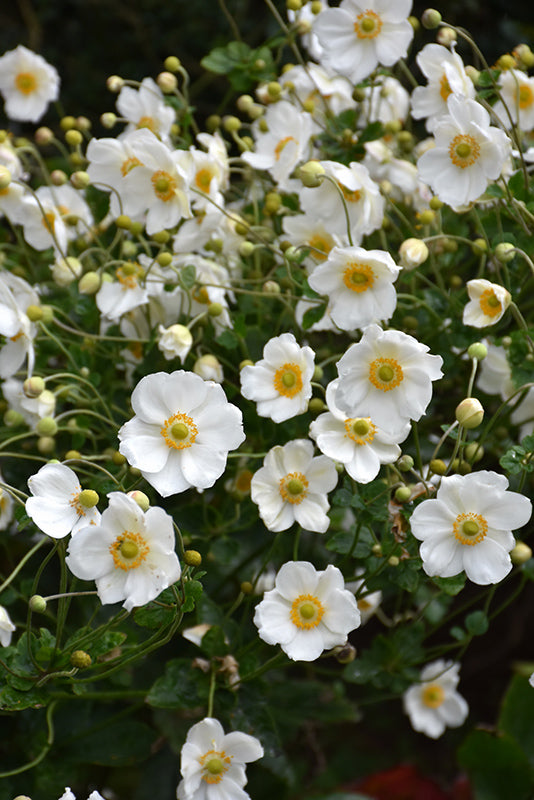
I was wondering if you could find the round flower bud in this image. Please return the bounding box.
[23,376,45,398]
[106,75,124,92]
[36,417,58,437]
[71,170,90,189]
[237,94,254,113]
[193,354,223,383]
[164,56,181,72]
[60,115,76,131]
[399,238,429,270]
[65,129,83,147]
[287,0,302,10]
[262,280,281,294]
[101,112,117,129]
[429,196,444,211]
[223,115,241,133]
[299,160,326,188]
[52,256,83,287]
[115,214,132,230]
[29,595,47,613]
[418,209,435,225]
[397,455,414,472]
[455,398,484,429]
[308,397,326,414]
[70,650,92,669]
[464,443,484,463]
[35,126,54,145]
[388,555,400,567]
[0,166,11,190]
[394,486,412,503]
[511,541,532,565]
[371,543,383,556]
[239,359,254,370]
[78,489,99,508]
[112,450,127,466]
[429,459,448,475]
[152,230,171,244]
[334,643,356,664]
[208,302,223,317]
[79,271,101,295]
[76,116,91,132]
[157,71,178,93]
[65,450,82,460]
[50,169,67,186]
[37,436,55,455]
[514,44,534,69]
[239,241,255,258]
[436,26,457,45]
[206,114,221,132]
[267,81,282,100]
[184,550,202,567]
[26,304,43,322]
[421,8,442,28]
[494,242,516,263]
[157,251,173,267]
[240,581,253,595]
[311,0,322,13]
[467,342,488,361]
[496,54,516,71]
[4,409,24,427]
[127,490,150,511]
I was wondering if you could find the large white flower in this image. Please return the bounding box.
[410,471,532,585]
[417,95,511,208]
[314,0,414,85]
[26,463,101,539]
[176,717,263,800]
[335,324,443,433]
[463,279,511,327]
[118,370,245,497]
[493,69,534,132]
[403,660,468,739]
[250,439,338,533]
[65,492,181,612]
[240,333,315,423]
[308,245,400,330]
[0,45,59,122]
[254,560,361,661]
[411,44,475,132]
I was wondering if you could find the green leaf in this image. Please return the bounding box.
[89,631,127,659]
[182,579,203,613]
[499,676,534,767]
[432,574,466,595]
[302,302,326,330]
[457,730,534,800]
[500,445,526,475]
[69,720,155,766]
[0,684,49,711]
[200,625,228,658]
[201,41,251,75]
[133,600,176,629]
[179,263,196,289]
[465,610,489,636]
[146,658,209,709]
[508,170,530,203]
[216,329,240,350]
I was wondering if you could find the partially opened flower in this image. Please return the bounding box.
[403,660,468,739]
[176,717,263,800]
[0,605,16,647]
[26,462,101,538]
[66,492,181,611]
[411,44,475,132]
[410,470,532,584]
[493,69,534,131]
[0,45,60,122]
[116,76,174,143]
[254,561,361,661]
[463,279,511,327]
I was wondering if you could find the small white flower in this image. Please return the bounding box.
[463,279,511,327]
[2,377,55,428]
[494,69,534,131]
[476,341,514,400]
[530,672,534,689]
[0,272,39,379]
[59,788,105,800]
[411,44,475,132]
[251,439,338,533]
[359,75,410,126]
[0,45,60,122]
[240,333,315,423]
[403,660,468,739]
[0,479,14,532]
[410,471,532,585]
[26,463,101,539]
[157,324,193,362]
[66,492,181,612]
[96,262,150,322]
[176,717,263,800]
[118,370,245,497]
[116,77,175,143]
[254,560,361,661]
[282,214,343,270]
[0,605,16,647]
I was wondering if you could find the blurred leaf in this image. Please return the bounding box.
[457,730,534,800]
[465,610,489,636]
[302,302,326,330]
[69,719,155,766]
[146,658,209,709]
[499,676,534,768]
[432,574,466,595]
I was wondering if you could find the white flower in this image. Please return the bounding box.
[363,140,420,201]
[346,572,382,625]
[279,62,355,120]
[176,717,263,800]
[0,479,14,531]
[193,354,224,383]
[250,439,338,533]
[118,370,245,497]
[411,44,475,132]
[158,324,193,362]
[335,324,443,433]
[0,45,59,122]
[410,471,532,585]
[494,70,534,131]
[530,673,534,689]
[359,75,410,126]
[254,561,361,661]
[282,214,343,270]
[0,605,16,647]
[2,377,56,428]
[476,341,514,399]
[26,463,101,539]
[66,492,181,612]
[59,788,105,800]
[308,245,400,330]
[86,132,146,217]
[0,272,38,378]
[116,77,175,143]
[403,660,468,739]
[310,380,409,484]
[96,262,150,322]
[314,0,413,84]
[417,95,511,208]
[463,279,511,327]
[240,333,315,423]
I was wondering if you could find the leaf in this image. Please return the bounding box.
[500,445,526,476]
[302,302,326,330]
[457,730,534,800]
[146,658,209,709]
[182,579,203,613]
[201,42,251,74]
[432,574,466,595]
[0,684,49,711]
[179,263,196,289]
[508,170,530,203]
[465,610,489,636]
[499,676,534,768]
[216,329,240,350]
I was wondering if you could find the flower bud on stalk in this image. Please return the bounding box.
[455,398,484,429]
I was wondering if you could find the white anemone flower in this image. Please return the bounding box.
[66,492,181,612]
[59,790,105,800]
[493,69,534,131]
[86,132,146,218]
[310,380,410,484]
[116,77,175,144]
[282,214,343,271]
[0,272,39,378]
[410,471,532,585]
[308,245,400,330]
[118,370,245,497]
[0,478,14,532]
[157,324,193,362]
[26,463,101,538]
[403,660,468,739]
[335,324,443,434]
[240,333,315,423]
[463,279,511,327]
[0,605,16,647]
[250,439,338,533]
[176,717,263,800]
[411,44,475,132]
[314,0,414,85]
[476,341,514,400]
[254,560,361,661]
[417,95,511,208]
[359,75,410,127]
[0,45,59,122]
[2,377,55,428]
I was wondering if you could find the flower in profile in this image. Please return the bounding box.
[0,45,60,122]
[410,471,532,585]
[240,333,315,423]
[411,44,475,132]
[463,279,511,327]
[157,323,193,362]
[417,95,511,208]
[250,439,338,533]
[118,370,245,497]
[493,69,534,131]
[176,717,263,800]
[335,324,443,434]
[0,271,39,379]
[254,560,361,661]
[66,492,181,612]
[403,660,468,739]
[314,0,414,85]
[0,477,14,532]
[0,605,16,647]
[26,463,101,538]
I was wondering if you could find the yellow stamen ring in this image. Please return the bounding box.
[448,134,480,169]
[273,363,303,398]
[151,169,177,201]
[344,417,376,445]
[290,593,325,629]
[195,167,214,192]
[15,72,37,94]
[343,262,375,293]
[439,74,452,102]
[368,357,404,392]
[279,471,309,504]
[110,530,149,571]
[479,289,502,318]
[354,10,383,39]
[274,136,296,161]
[453,512,488,546]
[160,412,198,450]
[518,84,534,109]
[199,750,232,784]
[422,683,445,708]
[121,156,142,176]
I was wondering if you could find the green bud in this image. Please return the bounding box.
[421,8,442,28]
[467,342,488,361]
[511,541,532,565]
[23,376,45,398]
[36,417,58,437]
[394,486,412,503]
[397,455,414,472]
[495,242,516,263]
[70,650,92,668]
[429,459,447,475]
[79,271,101,295]
[184,550,202,567]
[29,595,47,613]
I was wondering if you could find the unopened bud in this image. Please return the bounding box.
[37,436,55,455]
[511,541,532,565]
[240,581,253,594]
[262,280,281,294]
[456,397,484,429]
[0,166,12,190]
[71,170,90,189]
[35,126,54,145]
[421,8,442,28]
[65,129,83,147]
[388,555,400,567]
[70,650,92,668]
[208,302,223,317]
[467,342,488,361]
[50,169,67,186]
[79,271,101,295]
[299,160,325,188]
[23,376,45,398]
[164,56,181,72]
[157,71,178,93]
[464,442,484,463]
[394,486,412,503]
[184,550,202,567]
[334,643,357,664]
[106,75,124,92]
[495,242,516,263]
[101,112,117,129]
[399,238,429,270]
[29,595,47,613]
[429,459,447,475]
[127,490,150,511]
[52,256,83,287]
[36,417,58,437]
[223,115,241,133]
[194,354,223,383]
[371,543,383,556]
[308,397,326,414]
[397,455,414,472]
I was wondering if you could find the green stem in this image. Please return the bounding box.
[0,700,57,777]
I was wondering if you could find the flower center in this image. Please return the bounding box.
[116,262,144,289]
[199,750,232,784]
[308,234,332,261]
[151,169,176,201]
[453,511,488,545]
[338,183,362,203]
[192,286,210,304]
[279,471,309,504]
[343,262,375,293]
[110,530,149,571]
[160,411,198,449]
[121,156,142,176]
[479,288,502,317]
[449,134,480,169]
[41,211,56,234]
[354,10,382,39]
[344,417,376,445]
[15,72,37,94]
[273,362,303,398]
[274,136,296,161]
[439,74,452,102]
[195,167,214,192]
[368,357,404,392]
[422,683,445,708]
[137,115,158,133]
[290,593,325,629]
[518,84,534,109]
